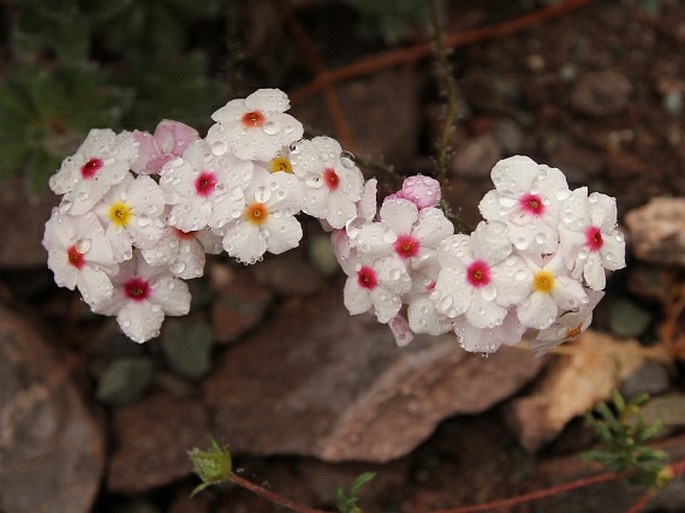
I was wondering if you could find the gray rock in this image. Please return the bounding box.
[608,298,652,339]
[161,320,213,380]
[204,287,544,463]
[620,361,671,400]
[96,356,155,406]
[571,70,633,117]
[0,307,104,513]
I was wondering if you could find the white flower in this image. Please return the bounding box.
[43,209,118,307]
[432,222,531,329]
[140,226,222,279]
[343,254,412,324]
[131,119,199,175]
[530,290,605,355]
[94,174,166,262]
[48,129,138,216]
[160,139,254,232]
[93,251,191,343]
[454,310,526,354]
[289,136,364,229]
[516,252,587,330]
[220,168,304,264]
[558,187,626,290]
[479,156,569,254]
[206,88,304,161]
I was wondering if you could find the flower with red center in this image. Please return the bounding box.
[519,193,545,216]
[195,171,217,197]
[241,110,266,127]
[394,234,420,259]
[357,266,378,289]
[466,260,491,288]
[125,278,150,301]
[81,158,103,179]
[585,226,603,252]
[323,168,339,191]
[67,245,85,269]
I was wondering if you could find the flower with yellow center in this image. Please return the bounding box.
[533,270,555,294]
[268,156,293,174]
[109,200,133,228]
[244,202,269,226]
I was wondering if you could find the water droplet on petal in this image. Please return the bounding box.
[263,120,281,135]
[75,238,91,253]
[254,185,271,203]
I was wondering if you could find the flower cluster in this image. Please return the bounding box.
[334,155,625,353]
[43,88,625,352]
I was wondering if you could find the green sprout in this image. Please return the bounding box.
[336,472,376,513]
[580,390,670,488]
[187,439,232,496]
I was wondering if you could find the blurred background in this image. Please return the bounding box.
[0,1,684,512]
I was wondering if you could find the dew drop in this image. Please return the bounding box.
[263,120,281,135]
[75,238,91,253]
[254,185,272,203]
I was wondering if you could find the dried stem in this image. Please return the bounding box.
[228,473,334,513]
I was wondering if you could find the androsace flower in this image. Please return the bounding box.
[558,187,626,290]
[49,129,138,216]
[431,221,531,329]
[43,209,118,307]
[479,156,569,254]
[159,139,254,232]
[289,136,364,229]
[141,226,222,279]
[131,119,199,175]
[93,251,191,343]
[220,168,304,264]
[454,310,526,354]
[516,252,587,330]
[95,174,166,262]
[206,88,304,161]
[387,175,442,209]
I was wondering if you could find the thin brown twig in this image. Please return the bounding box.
[228,473,334,513]
[290,0,594,106]
[275,1,354,150]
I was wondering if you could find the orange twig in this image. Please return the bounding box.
[276,1,354,150]
[290,0,594,106]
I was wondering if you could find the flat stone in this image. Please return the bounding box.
[0,178,56,268]
[0,306,104,513]
[625,197,685,266]
[452,134,502,178]
[506,330,647,452]
[107,393,212,493]
[204,286,544,463]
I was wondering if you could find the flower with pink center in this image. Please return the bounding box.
[386,175,442,209]
[405,259,454,337]
[290,136,364,229]
[206,88,304,161]
[141,225,222,279]
[159,139,253,232]
[342,254,412,324]
[131,119,199,175]
[557,187,626,291]
[431,221,531,329]
[479,156,570,254]
[42,209,118,307]
[48,129,138,216]
[93,251,191,343]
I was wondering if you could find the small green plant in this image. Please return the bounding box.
[580,390,670,488]
[187,439,232,496]
[336,472,376,513]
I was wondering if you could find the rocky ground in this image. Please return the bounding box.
[1,1,685,512]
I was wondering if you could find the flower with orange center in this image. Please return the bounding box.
[241,110,266,127]
[533,270,555,294]
[244,202,269,226]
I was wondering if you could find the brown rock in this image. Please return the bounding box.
[624,197,685,266]
[253,249,324,296]
[506,330,647,452]
[0,178,56,268]
[606,151,647,179]
[204,286,544,463]
[549,139,604,183]
[627,263,679,304]
[0,307,104,513]
[210,265,273,344]
[452,134,502,178]
[107,393,212,493]
[571,70,633,117]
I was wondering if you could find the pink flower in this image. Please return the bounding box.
[131,119,199,175]
[388,175,442,209]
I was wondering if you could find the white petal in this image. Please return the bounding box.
[379,198,418,235]
[343,277,373,315]
[222,222,267,265]
[517,292,558,329]
[117,302,165,343]
[264,215,303,255]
